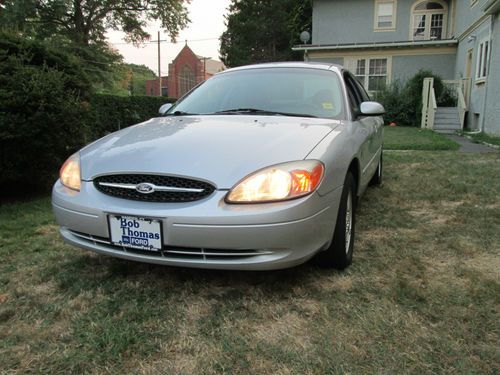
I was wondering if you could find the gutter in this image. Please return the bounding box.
[292,39,458,51]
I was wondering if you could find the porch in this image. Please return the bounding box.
[421,77,470,133]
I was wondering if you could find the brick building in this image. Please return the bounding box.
[146,44,225,99]
[145,76,168,97]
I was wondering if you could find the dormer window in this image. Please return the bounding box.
[411,0,448,40]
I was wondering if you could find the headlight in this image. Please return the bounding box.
[226,160,324,203]
[60,153,81,191]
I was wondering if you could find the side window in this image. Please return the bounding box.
[352,75,371,102]
[344,73,363,115]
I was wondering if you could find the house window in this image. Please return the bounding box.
[411,0,447,40]
[375,0,396,30]
[347,57,390,92]
[476,39,490,81]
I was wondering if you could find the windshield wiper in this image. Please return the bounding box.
[213,108,317,118]
[164,110,198,116]
[215,108,267,114]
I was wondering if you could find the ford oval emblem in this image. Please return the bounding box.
[136,183,155,194]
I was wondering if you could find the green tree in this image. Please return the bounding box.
[97,63,157,96]
[0,31,91,193]
[0,0,190,46]
[0,1,184,94]
[126,63,157,96]
[219,0,312,67]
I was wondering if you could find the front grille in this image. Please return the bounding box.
[69,230,270,260]
[94,174,216,202]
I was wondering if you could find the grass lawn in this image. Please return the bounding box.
[1,152,499,374]
[466,132,500,147]
[384,126,460,150]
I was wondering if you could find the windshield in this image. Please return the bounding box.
[167,67,345,119]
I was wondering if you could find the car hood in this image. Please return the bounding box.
[80,115,340,189]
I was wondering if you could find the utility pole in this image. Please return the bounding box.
[157,30,161,96]
[200,56,211,82]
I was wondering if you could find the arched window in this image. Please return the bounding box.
[179,66,196,96]
[410,0,448,40]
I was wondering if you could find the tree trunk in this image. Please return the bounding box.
[73,0,89,45]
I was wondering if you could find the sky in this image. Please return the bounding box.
[106,0,231,76]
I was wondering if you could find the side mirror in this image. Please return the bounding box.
[158,103,173,115]
[359,101,385,116]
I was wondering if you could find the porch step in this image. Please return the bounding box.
[434,107,461,132]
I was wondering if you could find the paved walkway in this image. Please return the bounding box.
[443,134,497,153]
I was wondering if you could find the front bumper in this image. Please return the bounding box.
[52,180,342,270]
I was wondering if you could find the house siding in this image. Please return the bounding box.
[454,20,488,81]
[455,0,490,36]
[304,0,500,135]
[310,0,458,84]
[484,12,500,135]
[307,57,345,65]
[313,0,454,45]
[392,53,456,81]
[455,17,492,130]
[309,50,456,82]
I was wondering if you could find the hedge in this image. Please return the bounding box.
[0,31,177,197]
[0,32,91,195]
[1,91,173,196]
[85,94,176,141]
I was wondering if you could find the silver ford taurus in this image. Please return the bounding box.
[52,62,384,270]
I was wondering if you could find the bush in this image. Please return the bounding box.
[86,95,175,141]
[0,32,175,197]
[373,80,411,125]
[374,70,454,126]
[404,70,444,125]
[0,32,91,195]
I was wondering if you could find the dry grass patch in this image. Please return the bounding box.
[465,254,500,279]
[0,151,499,374]
[34,224,59,236]
[251,311,311,348]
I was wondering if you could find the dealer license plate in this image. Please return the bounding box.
[108,215,162,251]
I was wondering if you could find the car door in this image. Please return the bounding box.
[344,73,372,191]
[351,74,384,165]
[344,72,382,190]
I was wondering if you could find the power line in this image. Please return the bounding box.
[108,37,220,46]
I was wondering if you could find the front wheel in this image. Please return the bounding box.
[315,172,356,270]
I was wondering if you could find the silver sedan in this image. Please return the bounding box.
[52,62,384,270]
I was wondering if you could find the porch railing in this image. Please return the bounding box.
[421,78,469,130]
[421,77,437,129]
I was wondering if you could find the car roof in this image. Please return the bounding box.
[219,61,344,75]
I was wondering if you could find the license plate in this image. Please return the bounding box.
[108,215,162,251]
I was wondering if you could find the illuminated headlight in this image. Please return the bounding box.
[59,153,81,191]
[226,160,324,203]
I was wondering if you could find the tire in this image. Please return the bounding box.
[369,152,383,186]
[315,171,356,270]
